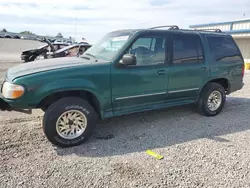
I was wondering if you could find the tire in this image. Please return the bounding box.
[28,55,37,62]
[43,97,97,148]
[23,57,30,63]
[197,82,226,116]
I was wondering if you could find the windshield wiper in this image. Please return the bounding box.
[85,53,98,62]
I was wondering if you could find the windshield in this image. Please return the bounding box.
[82,31,133,61]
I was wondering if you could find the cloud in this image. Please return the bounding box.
[0,0,250,42]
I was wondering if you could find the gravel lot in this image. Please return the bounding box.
[0,40,250,187]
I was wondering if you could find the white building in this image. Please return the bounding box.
[190,18,250,69]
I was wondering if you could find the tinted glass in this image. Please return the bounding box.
[128,36,166,66]
[197,39,204,63]
[172,33,204,64]
[207,36,242,62]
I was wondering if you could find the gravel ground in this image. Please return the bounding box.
[0,60,250,187]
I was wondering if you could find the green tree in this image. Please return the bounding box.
[19,31,34,35]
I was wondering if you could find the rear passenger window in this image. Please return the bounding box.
[172,33,204,64]
[207,36,242,62]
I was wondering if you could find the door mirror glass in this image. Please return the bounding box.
[120,54,136,66]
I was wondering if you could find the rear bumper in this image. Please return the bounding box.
[228,82,244,94]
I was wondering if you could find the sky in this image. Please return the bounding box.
[0,0,250,43]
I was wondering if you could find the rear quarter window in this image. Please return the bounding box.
[206,35,243,63]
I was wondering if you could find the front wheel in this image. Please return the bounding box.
[197,83,226,116]
[43,97,97,147]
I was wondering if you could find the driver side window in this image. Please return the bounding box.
[127,36,166,66]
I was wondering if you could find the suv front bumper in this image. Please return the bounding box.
[0,97,32,114]
[21,54,25,60]
[0,98,11,111]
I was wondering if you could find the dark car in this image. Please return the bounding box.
[21,38,69,62]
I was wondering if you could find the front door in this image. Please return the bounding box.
[167,32,210,101]
[111,33,169,115]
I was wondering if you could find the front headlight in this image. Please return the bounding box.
[1,82,25,99]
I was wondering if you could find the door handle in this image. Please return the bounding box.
[157,70,166,75]
[201,67,207,71]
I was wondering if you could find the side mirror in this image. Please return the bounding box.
[119,54,136,66]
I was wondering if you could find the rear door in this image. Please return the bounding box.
[167,32,210,101]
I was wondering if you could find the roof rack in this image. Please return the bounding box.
[194,28,222,33]
[148,26,223,33]
[149,25,179,30]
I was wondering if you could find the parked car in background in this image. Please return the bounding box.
[65,40,73,45]
[0,31,4,38]
[51,43,69,51]
[47,38,56,43]
[20,36,27,40]
[4,33,13,38]
[0,31,19,39]
[21,37,69,62]
[45,43,92,59]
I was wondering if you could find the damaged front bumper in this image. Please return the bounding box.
[21,54,25,60]
[0,98,32,114]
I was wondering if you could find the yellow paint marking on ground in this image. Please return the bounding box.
[146,150,164,160]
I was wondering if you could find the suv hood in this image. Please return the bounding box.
[6,57,93,81]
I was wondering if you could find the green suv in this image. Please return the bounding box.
[0,25,245,147]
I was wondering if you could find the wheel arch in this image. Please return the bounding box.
[200,78,229,94]
[37,89,101,117]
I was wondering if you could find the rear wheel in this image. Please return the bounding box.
[197,83,226,116]
[43,97,97,147]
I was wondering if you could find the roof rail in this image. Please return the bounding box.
[149,25,179,30]
[195,28,222,33]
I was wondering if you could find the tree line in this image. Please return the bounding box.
[1,28,67,38]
